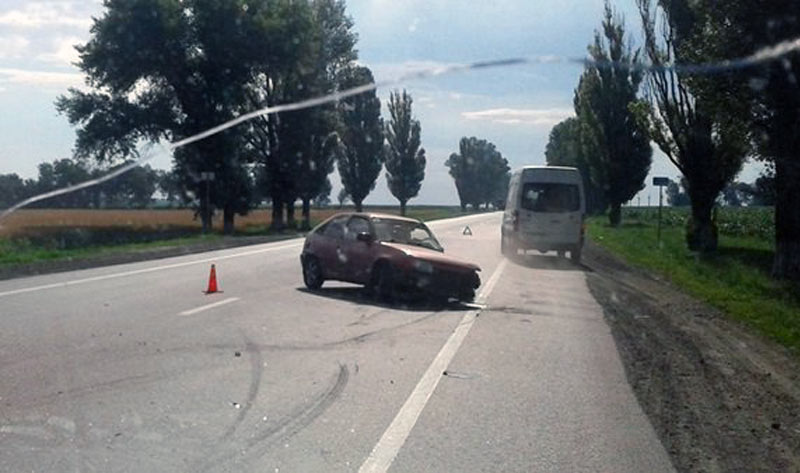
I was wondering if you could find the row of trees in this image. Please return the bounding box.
[0,159,168,209]
[667,176,777,208]
[445,137,510,211]
[55,0,427,233]
[546,0,800,280]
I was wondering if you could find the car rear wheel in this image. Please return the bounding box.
[303,256,324,290]
[570,246,582,264]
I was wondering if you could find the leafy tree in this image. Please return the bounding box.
[0,174,29,209]
[313,178,332,208]
[244,0,355,230]
[722,181,754,208]
[748,173,776,207]
[336,65,384,212]
[544,117,608,214]
[574,2,652,227]
[666,178,690,207]
[636,0,749,251]
[337,188,350,208]
[155,169,184,207]
[722,2,800,278]
[445,136,509,211]
[384,90,426,215]
[57,0,305,233]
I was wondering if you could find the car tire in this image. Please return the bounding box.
[570,246,582,264]
[303,256,324,290]
[557,250,566,258]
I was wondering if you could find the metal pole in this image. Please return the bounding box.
[657,185,663,246]
[205,176,210,234]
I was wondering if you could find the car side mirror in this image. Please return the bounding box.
[356,232,373,243]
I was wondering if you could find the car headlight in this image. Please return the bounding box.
[413,259,434,274]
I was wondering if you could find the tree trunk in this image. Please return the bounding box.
[270,197,284,231]
[201,200,212,234]
[355,199,363,212]
[286,200,296,229]
[301,198,311,231]
[223,206,235,235]
[400,200,407,216]
[608,203,622,227]
[772,158,800,280]
[687,197,717,253]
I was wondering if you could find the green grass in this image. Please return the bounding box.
[588,209,800,354]
[0,234,225,267]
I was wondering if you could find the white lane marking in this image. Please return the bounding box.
[0,241,303,299]
[179,297,240,316]
[358,258,508,473]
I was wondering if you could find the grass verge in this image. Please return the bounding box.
[587,214,800,354]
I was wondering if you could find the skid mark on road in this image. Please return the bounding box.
[199,363,349,472]
[219,338,263,441]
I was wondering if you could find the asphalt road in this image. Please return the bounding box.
[0,212,675,473]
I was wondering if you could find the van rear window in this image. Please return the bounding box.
[521,183,580,212]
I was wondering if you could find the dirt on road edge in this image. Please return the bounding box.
[583,240,800,473]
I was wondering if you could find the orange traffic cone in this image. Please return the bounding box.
[205,264,219,294]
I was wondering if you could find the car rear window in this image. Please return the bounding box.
[521,183,580,212]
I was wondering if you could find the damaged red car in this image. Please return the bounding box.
[300,213,481,302]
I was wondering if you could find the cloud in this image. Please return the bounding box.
[0,34,30,58]
[37,36,82,66]
[0,67,83,88]
[0,3,93,29]
[461,107,573,127]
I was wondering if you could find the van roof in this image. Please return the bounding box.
[515,165,579,172]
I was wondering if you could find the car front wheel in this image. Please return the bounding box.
[372,262,395,301]
[303,256,324,290]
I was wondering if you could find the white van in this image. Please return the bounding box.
[501,166,586,262]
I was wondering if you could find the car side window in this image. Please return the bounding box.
[345,217,370,241]
[323,216,347,239]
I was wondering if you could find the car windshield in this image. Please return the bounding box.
[372,218,443,252]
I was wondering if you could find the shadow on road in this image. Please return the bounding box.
[296,286,474,312]
[506,252,592,272]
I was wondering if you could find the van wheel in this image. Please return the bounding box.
[570,246,582,264]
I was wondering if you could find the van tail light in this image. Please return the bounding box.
[512,210,519,232]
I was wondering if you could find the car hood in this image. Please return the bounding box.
[380,242,481,272]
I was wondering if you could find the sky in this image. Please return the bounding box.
[0,0,766,206]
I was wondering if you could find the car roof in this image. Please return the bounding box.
[328,212,421,223]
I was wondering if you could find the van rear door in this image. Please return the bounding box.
[519,182,582,246]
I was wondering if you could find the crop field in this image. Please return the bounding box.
[621,206,775,241]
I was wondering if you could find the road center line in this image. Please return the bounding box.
[179,297,240,316]
[358,258,508,473]
[0,241,302,299]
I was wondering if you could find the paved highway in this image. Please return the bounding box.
[0,212,674,472]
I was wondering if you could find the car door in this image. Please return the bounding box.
[340,216,375,284]
[315,215,348,279]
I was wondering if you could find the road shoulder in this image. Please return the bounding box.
[583,240,800,473]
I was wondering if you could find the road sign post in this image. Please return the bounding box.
[652,177,670,247]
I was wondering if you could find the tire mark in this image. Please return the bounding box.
[218,337,262,441]
[199,363,349,472]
